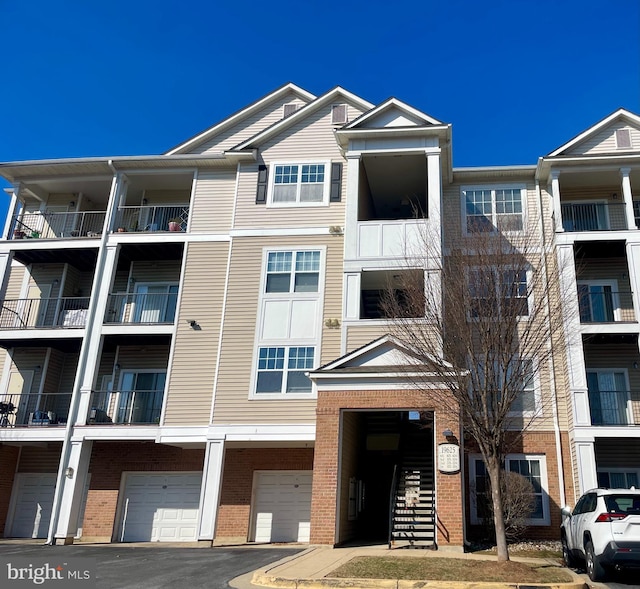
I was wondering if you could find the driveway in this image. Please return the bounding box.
[573,567,640,589]
[0,542,302,589]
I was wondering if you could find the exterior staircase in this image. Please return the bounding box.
[388,428,436,548]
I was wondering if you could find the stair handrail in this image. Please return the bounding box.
[387,463,399,548]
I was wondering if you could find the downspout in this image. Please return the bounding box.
[46,162,122,544]
[536,179,566,508]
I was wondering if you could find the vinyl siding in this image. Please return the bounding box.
[566,122,640,155]
[141,189,190,205]
[9,348,48,394]
[232,102,367,230]
[191,92,311,154]
[345,323,391,352]
[163,242,229,425]
[5,264,26,299]
[213,235,342,424]
[190,171,236,233]
[130,260,181,284]
[577,257,635,322]
[17,444,62,472]
[595,438,640,468]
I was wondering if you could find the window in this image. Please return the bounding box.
[509,360,537,415]
[598,470,639,489]
[265,250,320,293]
[470,454,550,525]
[272,163,327,205]
[469,267,530,318]
[587,370,630,425]
[578,281,619,322]
[256,346,315,394]
[463,186,524,233]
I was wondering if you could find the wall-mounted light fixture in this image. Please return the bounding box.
[65,467,74,479]
[142,198,148,205]
[328,225,343,235]
[442,428,453,438]
[115,363,121,370]
[324,318,340,328]
[186,319,200,329]
[69,201,76,208]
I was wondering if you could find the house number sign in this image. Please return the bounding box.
[438,443,460,474]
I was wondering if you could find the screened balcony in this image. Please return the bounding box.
[0,392,71,427]
[0,297,90,329]
[11,211,106,240]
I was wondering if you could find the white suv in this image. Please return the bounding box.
[561,488,640,581]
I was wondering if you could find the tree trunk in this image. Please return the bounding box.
[486,455,510,562]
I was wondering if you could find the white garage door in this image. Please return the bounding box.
[120,473,202,542]
[253,471,312,543]
[9,473,56,538]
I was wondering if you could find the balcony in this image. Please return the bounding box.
[10,211,106,240]
[87,389,164,425]
[104,291,177,325]
[578,289,635,323]
[357,219,424,259]
[114,205,189,233]
[0,392,71,427]
[0,297,90,329]
[561,202,628,232]
[589,390,637,426]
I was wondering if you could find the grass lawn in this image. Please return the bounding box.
[328,556,573,583]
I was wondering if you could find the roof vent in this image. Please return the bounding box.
[331,104,348,125]
[283,103,300,118]
[616,128,632,149]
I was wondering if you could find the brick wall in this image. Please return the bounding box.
[215,447,314,542]
[465,430,573,542]
[309,389,463,548]
[81,441,204,541]
[0,445,20,536]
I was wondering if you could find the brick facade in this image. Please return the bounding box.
[215,447,314,543]
[310,388,463,549]
[81,441,205,541]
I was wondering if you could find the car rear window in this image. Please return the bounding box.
[604,494,640,514]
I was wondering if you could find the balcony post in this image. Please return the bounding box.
[2,183,21,239]
[550,171,564,232]
[575,440,598,495]
[52,439,93,544]
[620,167,636,230]
[625,242,640,323]
[344,152,361,260]
[0,252,15,302]
[426,149,443,261]
[197,438,225,541]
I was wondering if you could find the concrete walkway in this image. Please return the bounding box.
[239,545,588,589]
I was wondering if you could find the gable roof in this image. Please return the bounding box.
[343,97,444,129]
[546,108,640,157]
[229,86,374,151]
[165,82,316,155]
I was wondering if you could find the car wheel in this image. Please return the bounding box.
[561,535,577,568]
[585,541,606,581]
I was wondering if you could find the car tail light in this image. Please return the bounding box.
[595,512,628,522]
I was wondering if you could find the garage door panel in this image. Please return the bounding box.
[253,471,312,543]
[10,474,57,539]
[121,473,202,542]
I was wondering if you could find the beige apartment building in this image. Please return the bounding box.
[0,84,637,549]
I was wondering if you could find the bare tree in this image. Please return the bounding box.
[382,220,571,561]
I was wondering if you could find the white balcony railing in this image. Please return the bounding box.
[356,220,425,259]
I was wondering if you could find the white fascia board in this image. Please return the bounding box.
[231,87,374,151]
[165,83,317,155]
[344,97,443,129]
[207,423,315,441]
[547,109,640,157]
[0,429,67,443]
[156,426,209,444]
[229,226,336,238]
[0,329,85,340]
[573,426,640,441]
[579,324,640,336]
[101,324,174,337]
[72,427,159,441]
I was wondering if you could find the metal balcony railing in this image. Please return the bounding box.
[10,211,106,240]
[0,297,90,329]
[588,390,634,426]
[104,292,178,324]
[578,290,635,323]
[114,205,189,233]
[87,390,164,425]
[0,392,71,427]
[561,202,628,231]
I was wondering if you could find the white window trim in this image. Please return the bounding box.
[461,184,526,236]
[249,246,325,400]
[507,357,542,419]
[469,453,551,526]
[577,279,621,322]
[266,161,331,208]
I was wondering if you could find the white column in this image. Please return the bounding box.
[626,242,640,325]
[344,153,361,260]
[426,149,443,262]
[2,183,21,239]
[576,440,598,495]
[197,439,225,541]
[557,244,590,425]
[54,440,93,544]
[0,252,15,300]
[620,167,636,230]
[550,171,564,232]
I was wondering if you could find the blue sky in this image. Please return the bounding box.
[1,0,639,215]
